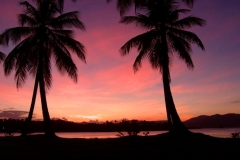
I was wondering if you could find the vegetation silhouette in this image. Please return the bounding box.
[0,0,86,137]
[110,0,206,133]
[107,0,196,16]
[231,132,240,138]
[0,118,168,133]
[116,119,148,137]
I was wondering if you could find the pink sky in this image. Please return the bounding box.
[0,0,240,122]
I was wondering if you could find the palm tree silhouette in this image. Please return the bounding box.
[0,0,86,137]
[107,0,196,16]
[19,0,80,136]
[119,0,205,133]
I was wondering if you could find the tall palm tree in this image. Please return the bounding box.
[0,0,86,137]
[119,0,205,133]
[19,0,79,136]
[19,0,80,137]
[107,0,195,16]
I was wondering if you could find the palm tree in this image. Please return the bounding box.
[21,0,79,136]
[107,0,195,16]
[0,0,86,137]
[119,0,205,133]
[19,0,80,137]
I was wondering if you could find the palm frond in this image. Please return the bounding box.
[20,1,40,21]
[18,14,38,27]
[20,1,37,13]
[120,14,154,30]
[4,35,39,76]
[168,27,205,50]
[147,40,170,72]
[14,52,38,88]
[0,51,5,63]
[0,27,35,45]
[182,0,195,7]
[53,33,86,62]
[167,32,194,69]
[120,30,157,56]
[48,11,85,30]
[51,43,78,82]
[51,29,74,37]
[56,0,77,13]
[167,9,190,23]
[133,50,147,72]
[107,0,134,16]
[171,16,206,29]
[14,44,39,88]
[15,65,27,88]
[108,0,147,16]
[46,32,79,82]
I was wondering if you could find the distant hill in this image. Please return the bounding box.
[184,113,240,128]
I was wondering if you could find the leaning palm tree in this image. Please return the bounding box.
[119,0,205,133]
[107,0,195,16]
[0,0,86,137]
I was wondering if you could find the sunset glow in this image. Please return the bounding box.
[0,0,240,122]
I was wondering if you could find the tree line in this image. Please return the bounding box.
[0,118,168,133]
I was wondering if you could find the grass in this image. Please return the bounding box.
[0,132,239,159]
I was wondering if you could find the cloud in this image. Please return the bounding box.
[70,114,102,120]
[51,117,69,121]
[0,110,29,119]
[231,101,240,104]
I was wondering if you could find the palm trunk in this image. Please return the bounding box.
[162,67,189,133]
[38,36,55,137]
[21,72,39,137]
[160,21,189,133]
[39,72,55,137]
[165,93,172,131]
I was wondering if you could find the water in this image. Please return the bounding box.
[1,128,240,138]
[190,128,240,138]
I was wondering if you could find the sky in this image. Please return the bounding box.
[0,0,239,122]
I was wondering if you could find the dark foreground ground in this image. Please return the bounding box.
[0,132,239,160]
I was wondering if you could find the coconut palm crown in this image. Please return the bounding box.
[0,0,86,136]
[107,0,196,16]
[119,0,205,133]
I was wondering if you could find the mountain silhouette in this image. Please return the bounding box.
[184,113,240,128]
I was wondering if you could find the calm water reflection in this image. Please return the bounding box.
[1,128,240,138]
